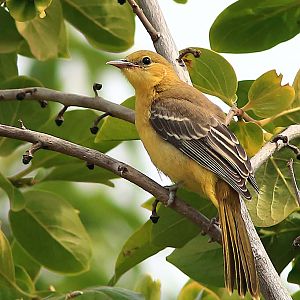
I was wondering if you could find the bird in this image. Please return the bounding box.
[107,50,260,299]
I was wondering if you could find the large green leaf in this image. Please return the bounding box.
[210,0,300,53]
[95,97,138,143]
[182,47,237,105]
[247,139,300,227]
[0,53,18,82]
[9,190,92,274]
[0,76,49,156]
[0,171,25,211]
[46,287,145,300]
[0,7,23,53]
[61,0,135,52]
[243,70,295,118]
[167,234,224,287]
[16,0,68,60]
[41,161,118,186]
[260,213,300,274]
[110,221,164,285]
[229,121,263,157]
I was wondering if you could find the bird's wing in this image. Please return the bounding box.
[150,98,258,199]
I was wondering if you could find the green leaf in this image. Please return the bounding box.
[9,190,92,274]
[289,256,300,285]
[246,139,300,227]
[260,213,300,274]
[210,0,300,53]
[271,69,300,127]
[16,0,68,60]
[243,70,295,118]
[6,0,53,21]
[7,0,37,21]
[151,189,216,248]
[134,274,161,300]
[167,234,224,287]
[0,229,15,284]
[41,162,118,186]
[0,230,32,299]
[110,221,164,285]
[0,7,23,53]
[46,287,145,300]
[0,172,25,211]
[182,47,237,105]
[229,121,263,157]
[12,241,41,281]
[0,53,18,82]
[61,0,135,52]
[292,291,300,300]
[0,76,49,156]
[15,265,35,294]
[173,0,188,3]
[95,97,138,143]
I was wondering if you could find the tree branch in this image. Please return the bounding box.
[135,0,192,84]
[0,123,221,243]
[0,87,135,124]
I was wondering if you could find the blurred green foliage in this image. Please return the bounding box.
[0,0,299,299]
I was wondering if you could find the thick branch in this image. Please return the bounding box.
[0,123,221,242]
[137,0,192,84]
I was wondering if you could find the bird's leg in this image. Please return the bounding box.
[207,215,220,243]
[150,199,160,224]
[165,182,181,206]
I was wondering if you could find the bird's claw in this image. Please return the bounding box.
[165,183,180,206]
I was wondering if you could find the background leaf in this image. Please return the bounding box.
[61,0,135,52]
[16,0,68,60]
[210,0,300,53]
[0,53,18,82]
[9,190,92,274]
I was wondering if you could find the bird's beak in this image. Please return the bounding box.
[106,59,137,69]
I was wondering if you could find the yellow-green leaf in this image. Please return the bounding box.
[247,140,300,227]
[134,274,161,300]
[229,121,263,157]
[182,47,237,106]
[243,70,295,118]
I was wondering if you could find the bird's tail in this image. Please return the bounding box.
[216,180,260,300]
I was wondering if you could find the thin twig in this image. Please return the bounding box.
[127,0,160,42]
[287,158,300,205]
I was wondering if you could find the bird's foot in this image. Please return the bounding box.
[150,199,160,224]
[165,183,181,206]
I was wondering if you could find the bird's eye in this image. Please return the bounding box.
[142,56,151,65]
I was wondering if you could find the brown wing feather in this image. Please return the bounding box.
[150,98,258,199]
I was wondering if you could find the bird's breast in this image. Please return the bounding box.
[135,94,219,206]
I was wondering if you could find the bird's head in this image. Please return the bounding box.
[107,50,178,90]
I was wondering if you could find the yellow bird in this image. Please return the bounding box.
[107,50,260,299]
